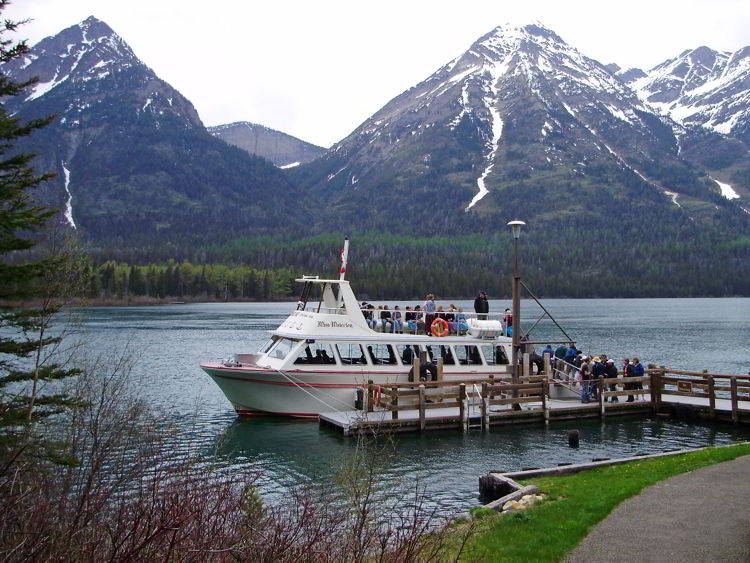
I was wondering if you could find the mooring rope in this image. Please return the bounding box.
[275,368,355,413]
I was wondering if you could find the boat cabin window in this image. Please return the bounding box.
[294,342,336,365]
[456,345,482,365]
[429,344,456,365]
[365,344,398,365]
[396,344,416,365]
[335,343,367,365]
[267,337,299,360]
[481,345,510,365]
[398,344,430,364]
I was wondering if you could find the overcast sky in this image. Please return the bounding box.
[5,0,749,148]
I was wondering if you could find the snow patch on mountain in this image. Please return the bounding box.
[61,162,76,229]
[710,177,740,200]
[631,46,750,139]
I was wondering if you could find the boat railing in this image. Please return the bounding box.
[360,308,509,336]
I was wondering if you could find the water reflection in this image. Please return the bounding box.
[76,299,750,514]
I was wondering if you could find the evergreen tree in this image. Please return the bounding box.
[0,5,80,463]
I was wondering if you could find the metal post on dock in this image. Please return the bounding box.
[508,220,525,409]
[418,384,426,431]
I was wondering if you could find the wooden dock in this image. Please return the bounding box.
[319,369,750,436]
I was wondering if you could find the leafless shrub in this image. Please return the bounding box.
[1,360,475,562]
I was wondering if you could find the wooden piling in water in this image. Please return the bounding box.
[481,382,489,431]
[459,383,467,432]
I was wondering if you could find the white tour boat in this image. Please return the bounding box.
[200,277,524,417]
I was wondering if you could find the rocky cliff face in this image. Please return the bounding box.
[208,121,325,167]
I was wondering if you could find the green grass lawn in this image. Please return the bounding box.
[450,442,750,562]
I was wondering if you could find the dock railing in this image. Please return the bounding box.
[350,368,750,433]
[361,376,547,431]
[647,368,750,422]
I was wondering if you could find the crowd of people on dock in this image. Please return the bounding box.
[543,343,646,403]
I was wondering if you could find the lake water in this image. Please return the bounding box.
[78,298,750,513]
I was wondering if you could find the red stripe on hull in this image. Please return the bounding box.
[235,409,319,419]
[211,372,361,388]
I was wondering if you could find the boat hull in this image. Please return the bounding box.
[200,362,514,417]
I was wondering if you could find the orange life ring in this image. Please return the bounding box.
[431,317,449,337]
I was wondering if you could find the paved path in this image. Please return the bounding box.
[565,454,750,563]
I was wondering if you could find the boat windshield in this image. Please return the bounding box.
[266,337,299,360]
[259,337,276,354]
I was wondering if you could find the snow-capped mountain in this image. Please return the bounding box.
[627,46,750,145]
[300,22,745,230]
[3,16,201,129]
[1,17,309,247]
[208,121,325,167]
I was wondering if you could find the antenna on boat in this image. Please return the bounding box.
[339,236,350,281]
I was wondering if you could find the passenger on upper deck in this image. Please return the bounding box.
[474,291,489,320]
[391,305,403,333]
[424,294,436,335]
[380,305,392,333]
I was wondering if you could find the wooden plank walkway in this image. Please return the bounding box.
[319,369,750,435]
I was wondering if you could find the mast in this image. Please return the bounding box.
[339,237,349,281]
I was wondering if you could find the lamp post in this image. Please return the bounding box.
[507,220,525,385]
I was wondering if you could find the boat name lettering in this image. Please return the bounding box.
[317,320,353,329]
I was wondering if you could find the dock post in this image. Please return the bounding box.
[489,374,495,400]
[356,388,364,411]
[481,382,489,431]
[413,355,420,383]
[542,380,549,425]
[367,380,374,412]
[418,384,426,431]
[544,354,551,376]
[599,376,605,420]
[391,385,398,420]
[437,357,444,381]
[707,373,716,420]
[731,378,739,423]
[459,383,467,432]
[523,352,530,377]
[650,372,658,413]
[660,367,667,406]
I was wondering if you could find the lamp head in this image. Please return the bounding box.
[507,220,526,239]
